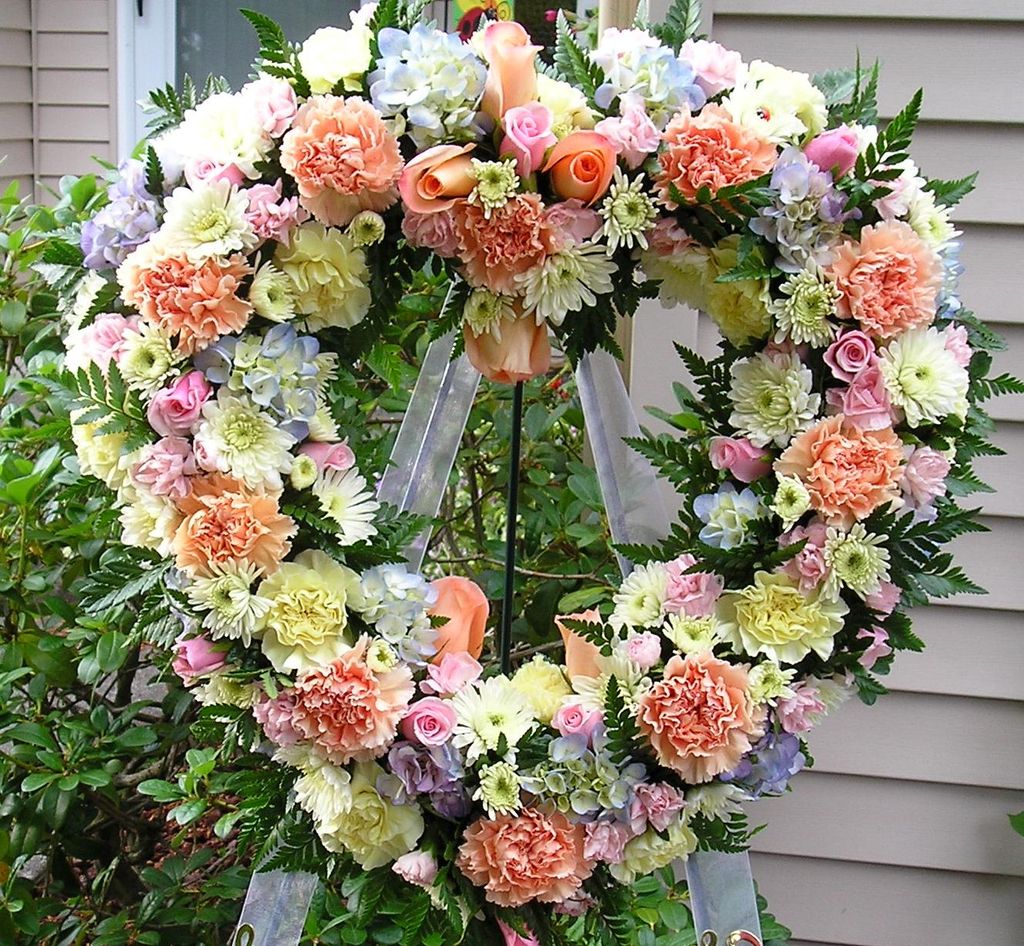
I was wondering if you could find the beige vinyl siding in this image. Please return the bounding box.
[0,1,34,193]
[632,2,1024,943]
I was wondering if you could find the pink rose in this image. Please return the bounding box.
[401,697,457,747]
[241,76,298,138]
[823,329,877,382]
[901,446,950,510]
[401,207,460,257]
[943,323,972,368]
[865,580,901,616]
[583,821,630,864]
[826,364,894,431]
[132,436,198,501]
[625,632,662,671]
[780,521,830,593]
[594,94,660,170]
[857,626,892,670]
[629,782,685,834]
[184,158,245,190]
[65,313,140,374]
[777,682,825,734]
[663,554,724,618]
[679,38,744,96]
[421,651,483,697]
[709,435,771,483]
[172,635,226,684]
[500,103,557,176]
[498,921,540,946]
[804,125,860,178]
[552,700,603,743]
[541,199,601,251]
[298,440,356,473]
[245,180,308,246]
[147,371,212,438]
[392,850,438,888]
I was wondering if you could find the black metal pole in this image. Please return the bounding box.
[498,381,524,676]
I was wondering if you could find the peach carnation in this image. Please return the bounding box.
[281,95,403,227]
[172,473,295,577]
[118,244,251,356]
[454,194,549,295]
[656,105,777,208]
[637,652,761,783]
[457,808,593,907]
[775,415,904,528]
[826,220,941,339]
[291,637,414,764]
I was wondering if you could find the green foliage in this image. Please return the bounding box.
[65,361,153,450]
[553,11,605,104]
[602,677,645,768]
[144,73,231,135]
[925,173,978,208]
[653,0,703,52]
[829,53,880,126]
[843,88,922,210]
[671,178,776,248]
[239,8,312,98]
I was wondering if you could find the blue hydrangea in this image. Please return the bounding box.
[936,242,964,319]
[721,730,806,797]
[751,147,855,273]
[193,323,333,440]
[358,565,438,666]
[369,24,488,148]
[80,160,161,270]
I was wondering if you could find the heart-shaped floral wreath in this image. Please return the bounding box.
[49,0,1019,940]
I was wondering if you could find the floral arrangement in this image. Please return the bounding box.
[40,0,1021,942]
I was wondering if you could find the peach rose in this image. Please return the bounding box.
[399,144,476,215]
[457,808,593,906]
[775,415,905,528]
[172,473,295,577]
[454,194,549,294]
[656,104,776,208]
[555,609,602,681]
[464,315,551,385]
[543,132,616,206]
[481,21,541,119]
[281,95,403,226]
[827,221,942,339]
[637,652,761,783]
[429,576,488,663]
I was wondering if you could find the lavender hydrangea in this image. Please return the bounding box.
[369,24,488,148]
[721,730,806,797]
[751,147,853,273]
[359,565,438,665]
[80,160,160,269]
[193,323,333,440]
[379,741,470,817]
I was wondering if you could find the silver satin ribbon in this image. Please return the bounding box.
[232,332,480,945]
[575,348,762,944]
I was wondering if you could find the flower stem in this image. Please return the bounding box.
[498,381,524,676]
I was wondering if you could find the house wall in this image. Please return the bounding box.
[631,3,1024,944]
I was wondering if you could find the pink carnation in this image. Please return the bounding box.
[132,436,198,501]
[679,38,744,96]
[625,632,662,671]
[594,94,660,170]
[245,180,308,247]
[147,371,212,438]
[663,553,723,618]
[857,626,893,670]
[943,323,973,368]
[901,446,950,510]
[583,820,630,864]
[865,580,901,616]
[823,328,878,383]
[401,207,460,257]
[541,199,601,251]
[401,697,457,747]
[298,440,356,473]
[65,313,141,374]
[241,76,298,137]
[628,782,685,834]
[776,682,826,734]
[552,701,603,744]
[291,637,414,764]
[647,218,693,257]
[253,690,302,747]
[421,651,483,697]
[709,435,771,483]
[393,851,438,888]
[825,364,894,431]
[780,520,830,593]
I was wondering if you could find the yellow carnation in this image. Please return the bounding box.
[275,223,371,331]
[536,74,596,138]
[724,60,827,144]
[704,236,772,346]
[511,656,572,723]
[71,413,134,489]
[716,570,848,665]
[642,241,714,312]
[321,762,424,869]
[256,549,364,673]
[609,822,698,884]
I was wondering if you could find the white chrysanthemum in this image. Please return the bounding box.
[468,159,519,217]
[160,180,256,262]
[118,483,181,555]
[728,351,820,448]
[823,523,891,598]
[451,675,536,765]
[348,210,386,247]
[769,265,839,346]
[118,322,181,396]
[771,473,812,530]
[747,661,797,705]
[906,187,960,250]
[879,326,969,427]
[307,402,340,441]
[249,262,297,322]
[71,413,134,489]
[299,19,374,95]
[474,762,523,818]
[599,169,658,254]
[186,560,271,646]
[293,757,354,835]
[463,288,516,340]
[663,613,721,655]
[193,391,296,491]
[516,241,616,327]
[685,782,746,821]
[537,74,596,138]
[723,60,827,143]
[571,650,650,712]
[194,671,259,708]
[611,562,669,629]
[312,467,379,546]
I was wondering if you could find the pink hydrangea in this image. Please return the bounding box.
[253,690,302,747]
[663,553,723,617]
[132,436,198,501]
[245,180,308,246]
[776,682,826,734]
[780,520,830,593]
[594,94,660,170]
[421,651,483,697]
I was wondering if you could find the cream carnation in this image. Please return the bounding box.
[118,483,181,555]
[71,415,134,489]
[537,74,596,138]
[724,60,827,143]
[511,656,572,723]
